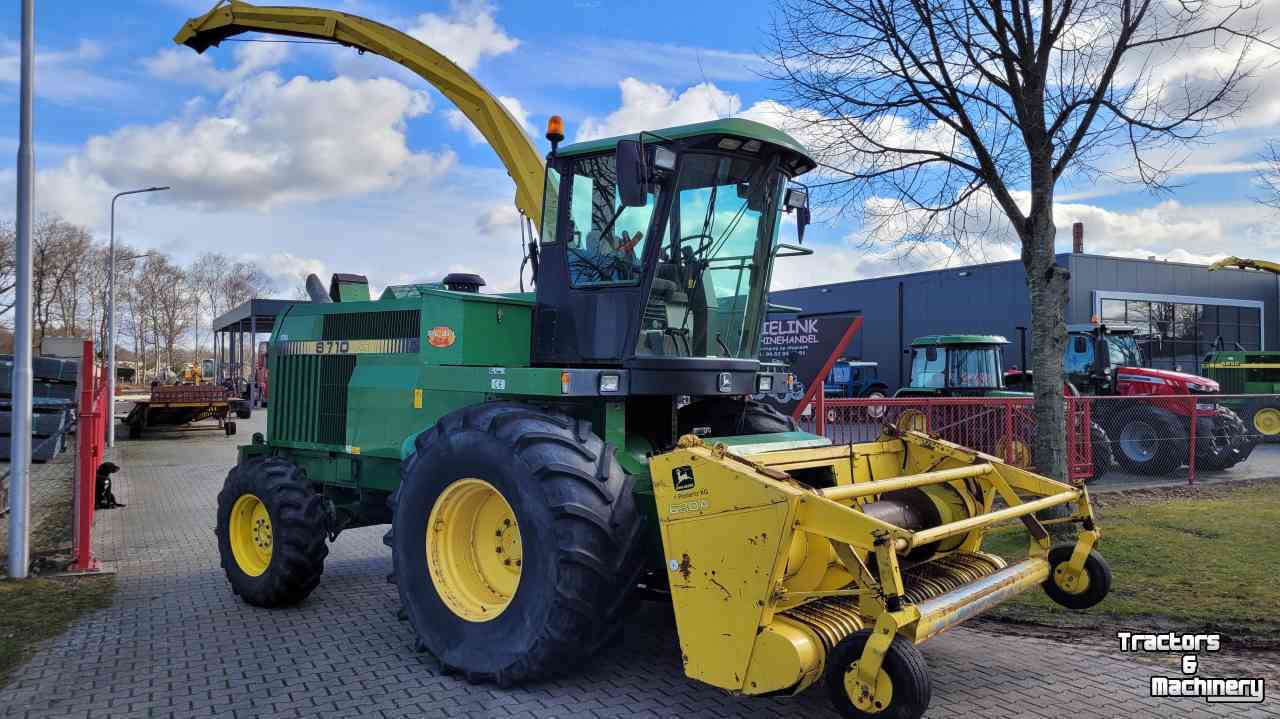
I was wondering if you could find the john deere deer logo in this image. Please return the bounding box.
[672,465,696,491]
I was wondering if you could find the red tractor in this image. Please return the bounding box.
[1012,324,1254,475]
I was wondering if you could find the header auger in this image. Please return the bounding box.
[180,3,1113,717]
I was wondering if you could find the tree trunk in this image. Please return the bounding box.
[1023,209,1070,481]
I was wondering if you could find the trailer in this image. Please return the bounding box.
[123,384,244,439]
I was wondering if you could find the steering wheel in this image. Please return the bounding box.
[677,233,716,258]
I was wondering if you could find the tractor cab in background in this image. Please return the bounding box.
[824,359,889,400]
[531,119,813,398]
[896,335,1022,398]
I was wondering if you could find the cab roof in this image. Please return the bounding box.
[911,334,1008,347]
[558,118,817,176]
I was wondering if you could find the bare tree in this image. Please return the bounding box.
[768,0,1269,478]
[1256,139,1280,210]
[0,221,18,321]
[31,215,92,347]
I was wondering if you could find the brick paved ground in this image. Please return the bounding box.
[1,413,1276,718]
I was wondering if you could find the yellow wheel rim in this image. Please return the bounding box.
[844,660,894,713]
[426,478,523,622]
[229,494,273,577]
[1254,407,1280,436]
[1054,564,1091,595]
[896,409,929,433]
[996,436,1031,468]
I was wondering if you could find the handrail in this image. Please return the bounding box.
[175,1,546,227]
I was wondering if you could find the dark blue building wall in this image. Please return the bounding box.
[769,257,1036,391]
[769,253,1279,392]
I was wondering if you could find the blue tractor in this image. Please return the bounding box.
[824,359,890,400]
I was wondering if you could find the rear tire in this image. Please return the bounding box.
[1244,398,1280,442]
[391,402,644,685]
[1110,406,1183,475]
[678,397,799,437]
[215,456,328,607]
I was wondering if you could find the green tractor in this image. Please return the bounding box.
[220,115,814,659]
[183,6,1118,718]
[895,335,1114,480]
[1202,348,1280,442]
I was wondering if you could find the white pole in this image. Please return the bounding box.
[106,186,168,448]
[8,0,34,579]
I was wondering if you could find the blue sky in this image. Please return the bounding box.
[2,0,1279,297]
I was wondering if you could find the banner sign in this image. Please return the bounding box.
[754,312,862,417]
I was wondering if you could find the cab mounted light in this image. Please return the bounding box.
[756,375,773,393]
[546,115,565,154]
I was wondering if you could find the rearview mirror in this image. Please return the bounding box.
[615,140,647,208]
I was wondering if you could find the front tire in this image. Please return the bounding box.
[1195,406,1249,471]
[215,456,329,607]
[391,402,644,685]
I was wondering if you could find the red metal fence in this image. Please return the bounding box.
[70,340,108,572]
[798,392,1269,485]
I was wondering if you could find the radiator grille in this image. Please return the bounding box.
[323,310,420,340]
[270,354,357,446]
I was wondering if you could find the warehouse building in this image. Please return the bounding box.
[768,240,1278,392]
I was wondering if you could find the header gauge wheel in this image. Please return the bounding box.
[826,630,931,719]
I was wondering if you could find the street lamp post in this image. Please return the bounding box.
[107,186,169,448]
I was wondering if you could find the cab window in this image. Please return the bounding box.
[911,348,946,388]
[1065,336,1094,374]
[565,154,657,287]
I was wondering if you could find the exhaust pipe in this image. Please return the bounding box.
[305,273,332,304]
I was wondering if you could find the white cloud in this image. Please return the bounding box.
[576,79,743,140]
[476,203,521,236]
[446,95,533,143]
[0,38,127,102]
[407,0,519,71]
[35,72,453,226]
[144,42,290,90]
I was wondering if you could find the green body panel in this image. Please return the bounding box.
[1203,351,1280,394]
[256,285,811,538]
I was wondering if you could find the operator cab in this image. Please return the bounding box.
[531,118,815,395]
[898,335,1008,397]
[1065,323,1143,391]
